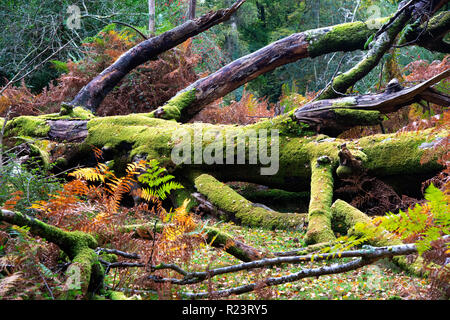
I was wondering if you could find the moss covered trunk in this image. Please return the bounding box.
[2,103,447,243]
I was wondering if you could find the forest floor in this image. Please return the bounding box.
[167,222,431,300]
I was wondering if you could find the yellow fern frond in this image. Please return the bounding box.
[68,167,105,182]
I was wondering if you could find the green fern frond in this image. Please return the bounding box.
[137,159,184,202]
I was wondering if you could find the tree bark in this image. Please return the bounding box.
[151,11,450,122]
[66,2,448,118]
[188,0,197,20]
[148,0,155,35]
[293,69,450,136]
[66,0,247,113]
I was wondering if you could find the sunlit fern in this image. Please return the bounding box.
[138,159,184,201]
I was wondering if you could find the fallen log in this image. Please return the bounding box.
[293,69,450,136]
[67,0,247,113]
[151,11,449,122]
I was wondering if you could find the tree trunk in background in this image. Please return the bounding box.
[188,0,197,20]
[148,0,156,35]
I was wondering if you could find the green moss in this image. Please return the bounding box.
[329,200,424,275]
[354,129,446,176]
[0,210,101,298]
[5,116,50,138]
[85,114,181,166]
[171,184,198,210]
[249,113,315,137]
[54,157,68,167]
[107,291,130,300]
[194,174,306,230]
[306,18,389,57]
[334,108,383,126]
[57,103,95,119]
[318,13,406,100]
[235,185,309,203]
[99,253,118,263]
[336,165,353,178]
[152,89,197,121]
[204,226,254,262]
[330,200,371,235]
[305,158,336,244]
[307,139,341,163]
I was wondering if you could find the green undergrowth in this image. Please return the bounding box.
[184,222,429,300]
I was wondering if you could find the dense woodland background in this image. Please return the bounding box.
[0,0,449,300]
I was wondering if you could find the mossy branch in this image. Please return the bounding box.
[305,157,336,244]
[330,199,424,275]
[193,173,307,230]
[119,220,263,262]
[149,241,423,299]
[317,9,412,100]
[0,209,103,298]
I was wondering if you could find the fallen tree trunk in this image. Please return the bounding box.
[65,3,449,119]
[2,91,447,245]
[67,0,247,113]
[293,69,450,136]
[150,10,449,122]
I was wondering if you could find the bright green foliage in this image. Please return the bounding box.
[138,159,184,201]
[375,184,449,255]
[0,153,62,213]
[347,184,449,257]
[313,234,370,261]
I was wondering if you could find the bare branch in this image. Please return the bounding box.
[144,233,449,299]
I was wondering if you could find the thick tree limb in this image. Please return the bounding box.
[67,0,246,113]
[64,1,448,119]
[151,10,449,122]
[317,5,413,100]
[293,69,450,136]
[192,173,307,230]
[0,209,103,298]
[403,10,450,52]
[119,220,263,262]
[305,157,336,244]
